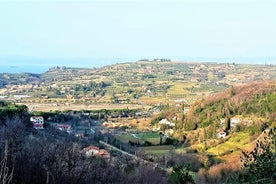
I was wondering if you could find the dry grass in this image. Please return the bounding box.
[198,161,240,184]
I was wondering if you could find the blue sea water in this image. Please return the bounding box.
[0,57,129,74]
[0,65,50,74]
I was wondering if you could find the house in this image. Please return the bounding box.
[97,149,111,159]
[230,117,241,127]
[83,145,100,157]
[165,128,174,136]
[159,119,175,127]
[56,124,71,133]
[30,116,44,129]
[83,146,111,159]
[14,95,30,99]
[217,129,226,138]
[74,130,85,138]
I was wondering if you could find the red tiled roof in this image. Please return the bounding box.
[96,149,110,158]
[83,145,99,152]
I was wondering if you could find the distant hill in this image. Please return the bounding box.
[0,73,40,88]
[1,61,276,106]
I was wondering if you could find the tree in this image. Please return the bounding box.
[169,165,195,184]
[0,141,13,184]
[229,128,276,183]
[159,132,163,145]
[230,86,235,97]
[224,117,231,131]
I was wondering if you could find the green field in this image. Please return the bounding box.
[140,145,174,155]
[115,132,160,145]
[206,132,253,158]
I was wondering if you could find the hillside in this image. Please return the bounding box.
[156,81,276,165]
[187,81,276,128]
[1,68,276,183]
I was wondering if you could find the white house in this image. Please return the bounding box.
[159,119,175,127]
[83,146,100,157]
[56,124,71,133]
[30,116,44,129]
[14,95,30,99]
[83,145,111,159]
[230,117,241,127]
[217,129,227,138]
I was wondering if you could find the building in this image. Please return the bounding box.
[30,116,44,129]
[56,124,71,133]
[83,145,111,159]
[159,119,175,127]
[97,149,111,159]
[83,145,100,157]
[230,117,241,128]
[14,95,30,99]
[217,128,226,138]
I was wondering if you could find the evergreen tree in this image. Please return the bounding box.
[229,128,276,183]
[169,165,195,184]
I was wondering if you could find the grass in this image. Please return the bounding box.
[116,132,161,145]
[140,145,174,155]
[115,134,136,143]
[167,82,195,96]
[139,96,168,105]
[175,146,198,154]
[205,132,254,161]
[135,132,160,139]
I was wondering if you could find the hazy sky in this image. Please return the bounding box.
[0,0,276,60]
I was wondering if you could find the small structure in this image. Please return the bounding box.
[217,129,226,138]
[159,119,175,127]
[165,128,174,136]
[57,124,71,133]
[230,117,241,128]
[97,149,111,159]
[83,145,100,157]
[30,116,44,129]
[74,130,85,138]
[14,95,30,99]
[83,145,110,159]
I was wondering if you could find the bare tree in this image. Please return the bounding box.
[0,141,13,184]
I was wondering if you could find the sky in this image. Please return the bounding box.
[0,0,276,66]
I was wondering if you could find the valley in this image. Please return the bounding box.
[1,60,276,183]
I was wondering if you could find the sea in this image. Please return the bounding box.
[0,58,123,74]
[1,65,51,74]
